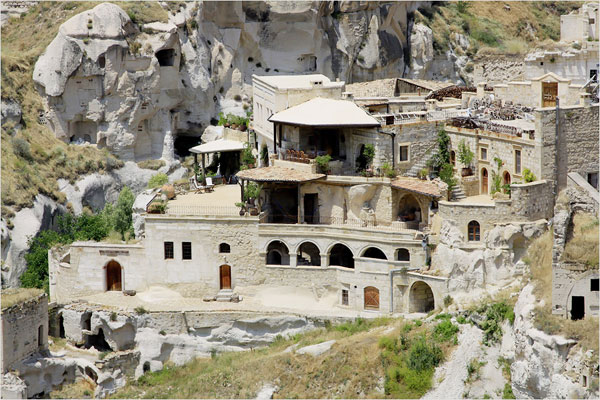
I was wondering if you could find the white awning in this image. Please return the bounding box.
[189,139,246,154]
[268,97,380,127]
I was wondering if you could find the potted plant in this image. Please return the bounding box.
[417,168,429,180]
[457,139,474,177]
[235,202,246,216]
[241,143,256,169]
[315,154,331,174]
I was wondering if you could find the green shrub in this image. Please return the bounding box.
[456,315,467,324]
[443,295,454,307]
[414,320,422,327]
[503,383,516,399]
[439,163,456,193]
[99,351,111,360]
[407,337,443,371]
[378,336,398,352]
[12,137,32,161]
[433,320,459,343]
[456,1,471,14]
[110,312,117,321]
[260,144,269,167]
[134,306,148,314]
[523,168,536,183]
[114,186,135,241]
[148,173,168,189]
[315,154,332,174]
[159,330,166,336]
[476,301,515,345]
[457,139,474,168]
[382,162,396,178]
[241,143,256,167]
[243,182,260,201]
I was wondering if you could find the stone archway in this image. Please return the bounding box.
[105,260,122,291]
[409,281,435,313]
[397,193,424,228]
[503,171,511,187]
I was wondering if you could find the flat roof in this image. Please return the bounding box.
[190,139,246,154]
[237,166,326,183]
[391,177,442,198]
[252,74,344,90]
[269,97,381,127]
[2,288,45,310]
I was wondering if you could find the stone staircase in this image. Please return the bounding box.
[406,149,437,178]
[215,289,240,302]
[450,184,466,201]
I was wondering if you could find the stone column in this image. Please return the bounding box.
[320,254,329,267]
[289,254,297,268]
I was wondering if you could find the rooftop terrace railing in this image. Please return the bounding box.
[165,204,242,216]
[260,213,423,233]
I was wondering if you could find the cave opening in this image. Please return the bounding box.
[85,328,111,351]
[174,135,201,158]
[155,49,175,67]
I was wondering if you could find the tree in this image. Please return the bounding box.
[114,186,135,240]
[457,139,474,168]
[429,128,451,171]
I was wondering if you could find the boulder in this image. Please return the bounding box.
[296,340,337,356]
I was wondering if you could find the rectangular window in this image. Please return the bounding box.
[182,242,192,260]
[480,147,487,161]
[341,289,349,306]
[399,145,409,162]
[515,149,522,174]
[591,279,599,292]
[164,242,174,259]
[588,172,598,189]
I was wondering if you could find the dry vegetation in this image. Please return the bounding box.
[414,1,582,57]
[50,377,96,399]
[1,2,130,213]
[109,317,458,399]
[1,287,44,309]
[524,224,599,353]
[562,212,599,268]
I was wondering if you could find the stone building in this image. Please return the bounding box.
[1,290,48,373]
[560,2,599,43]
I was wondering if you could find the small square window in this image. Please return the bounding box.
[480,147,487,160]
[341,289,349,306]
[182,242,192,260]
[164,242,174,259]
[591,279,599,292]
[399,145,409,162]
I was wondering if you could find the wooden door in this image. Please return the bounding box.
[481,168,488,195]
[364,286,380,310]
[542,82,558,107]
[220,265,231,289]
[106,261,122,291]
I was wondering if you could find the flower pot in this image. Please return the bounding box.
[231,124,238,130]
[239,209,246,216]
[249,207,259,216]
[240,124,247,131]
[461,167,473,177]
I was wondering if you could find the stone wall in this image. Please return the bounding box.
[510,180,555,221]
[388,121,439,172]
[537,104,600,190]
[1,293,48,372]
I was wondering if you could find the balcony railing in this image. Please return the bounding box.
[260,213,422,232]
[164,205,242,216]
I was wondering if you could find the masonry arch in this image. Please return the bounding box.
[409,281,435,313]
[468,220,481,241]
[329,243,355,269]
[503,171,511,187]
[396,193,425,227]
[361,247,387,260]
[105,260,122,291]
[296,241,321,266]
[396,248,410,262]
[266,240,290,265]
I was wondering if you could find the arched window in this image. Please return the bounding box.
[396,248,410,262]
[266,241,289,265]
[219,243,230,253]
[297,242,321,266]
[450,150,456,166]
[329,244,354,269]
[468,221,480,241]
[362,247,387,260]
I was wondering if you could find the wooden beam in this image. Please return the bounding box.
[201,153,206,185]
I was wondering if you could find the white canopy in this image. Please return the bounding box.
[268,97,380,127]
[189,139,246,154]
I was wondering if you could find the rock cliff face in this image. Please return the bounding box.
[33,1,423,162]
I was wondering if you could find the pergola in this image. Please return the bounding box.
[189,139,246,184]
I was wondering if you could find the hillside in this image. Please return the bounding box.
[414,1,582,56]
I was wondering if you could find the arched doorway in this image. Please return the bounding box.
[297,242,321,266]
[106,261,122,291]
[503,171,511,187]
[364,286,380,310]
[329,243,354,269]
[450,150,456,167]
[219,265,231,289]
[396,194,423,228]
[481,168,488,195]
[362,247,387,260]
[266,241,290,265]
[409,281,435,313]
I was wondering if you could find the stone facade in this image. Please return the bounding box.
[1,293,48,372]
[537,104,600,190]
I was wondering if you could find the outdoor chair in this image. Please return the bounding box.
[205,177,215,192]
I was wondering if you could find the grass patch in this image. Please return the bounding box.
[465,358,486,383]
[1,287,44,309]
[562,212,599,268]
[137,159,166,170]
[50,377,95,399]
[113,318,399,399]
